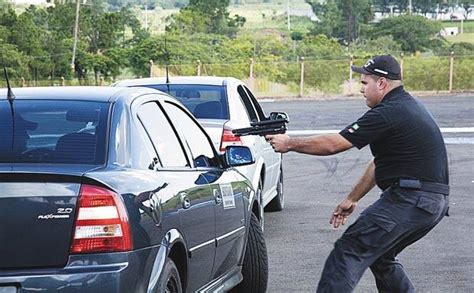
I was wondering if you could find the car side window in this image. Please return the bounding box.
[244,85,267,121]
[163,101,218,168]
[137,102,189,168]
[135,119,161,170]
[237,85,258,122]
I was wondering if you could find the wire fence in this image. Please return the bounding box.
[2,54,473,97]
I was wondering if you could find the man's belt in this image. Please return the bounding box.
[393,179,449,195]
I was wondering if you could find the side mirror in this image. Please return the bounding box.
[224,146,254,167]
[269,111,289,122]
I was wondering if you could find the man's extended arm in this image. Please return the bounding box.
[265,133,353,155]
[330,159,376,228]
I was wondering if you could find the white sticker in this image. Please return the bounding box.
[220,183,235,210]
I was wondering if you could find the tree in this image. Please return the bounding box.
[459,0,473,20]
[413,0,438,15]
[165,8,208,34]
[296,34,344,59]
[349,35,402,58]
[307,1,343,40]
[0,2,141,83]
[306,0,373,43]
[0,43,30,81]
[44,1,141,82]
[166,0,245,36]
[373,0,394,15]
[367,15,443,52]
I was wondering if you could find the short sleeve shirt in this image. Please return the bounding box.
[339,86,449,190]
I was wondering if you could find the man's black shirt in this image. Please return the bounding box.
[340,86,449,190]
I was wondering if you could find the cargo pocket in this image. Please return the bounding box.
[362,216,397,248]
[344,215,397,249]
[416,196,441,215]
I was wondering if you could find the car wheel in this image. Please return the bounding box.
[265,165,284,212]
[233,213,268,293]
[158,258,182,293]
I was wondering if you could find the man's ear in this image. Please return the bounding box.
[378,77,388,90]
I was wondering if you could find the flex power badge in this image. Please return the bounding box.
[38,207,73,220]
[220,183,236,210]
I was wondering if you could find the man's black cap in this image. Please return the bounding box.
[351,55,402,80]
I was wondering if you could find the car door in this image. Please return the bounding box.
[237,85,279,202]
[243,85,281,188]
[135,100,216,291]
[162,100,248,280]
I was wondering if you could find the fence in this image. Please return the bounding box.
[152,54,474,97]
[3,54,473,98]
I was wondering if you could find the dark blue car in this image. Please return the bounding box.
[0,87,268,292]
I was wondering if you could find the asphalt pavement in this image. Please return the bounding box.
[261,94,474,292]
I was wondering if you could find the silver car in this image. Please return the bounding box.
[114,77,284,229]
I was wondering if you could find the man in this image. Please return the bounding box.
[266,55,449,292]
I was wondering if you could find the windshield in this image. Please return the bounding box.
[0,100,110,164]
[144,84,229,120]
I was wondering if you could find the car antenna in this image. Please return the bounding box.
[3,66,16,149]
[3,67,15,102]
[164,37,170,93]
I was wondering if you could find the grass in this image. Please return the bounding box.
[444,33,474,44]
[135,7,178,34]
[441,20,474,33]
[136,1,314,35]
[239,15,314,35]
[441,19,474,43]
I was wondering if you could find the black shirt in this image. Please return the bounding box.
[340,86,449,190]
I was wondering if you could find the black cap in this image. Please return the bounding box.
[351,55,401,80]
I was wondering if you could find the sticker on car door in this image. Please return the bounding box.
[220,183,235,209]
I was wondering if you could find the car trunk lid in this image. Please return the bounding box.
[0,171,84,269]
[199,119,227,151]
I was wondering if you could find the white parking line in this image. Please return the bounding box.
[444,138,474,144]
[440,127,474,133]
[287,127,474,144]
[288,127,474,136]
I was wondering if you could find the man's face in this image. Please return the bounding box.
[360,74,384,108]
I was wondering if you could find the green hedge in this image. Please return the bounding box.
[403,56,450,91]
[4,56,473,95]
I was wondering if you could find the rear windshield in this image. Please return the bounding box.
[144,84,229,120]
[0,100,110,164]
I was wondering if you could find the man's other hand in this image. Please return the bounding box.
[265,134,291,153]
[330,198,357,228]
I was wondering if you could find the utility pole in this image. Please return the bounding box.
[287,0,290,31]
[408,0,412,15]
[71,0,80,71]
[144,0,148,31]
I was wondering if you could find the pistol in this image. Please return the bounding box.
[232,118,288,137]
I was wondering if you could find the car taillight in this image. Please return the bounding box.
[220,128,243,153]
[70,184,132,254]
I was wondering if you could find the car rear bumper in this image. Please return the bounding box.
[0,246,158,293]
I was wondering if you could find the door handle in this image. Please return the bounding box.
[180,192,191,209]
[214,189,222,205]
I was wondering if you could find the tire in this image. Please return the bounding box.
[265,165,284,212]
[158,258,182,293]
[233,213,268,293]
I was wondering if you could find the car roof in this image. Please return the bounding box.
[0,86,164,103]
[114,76,240,87]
